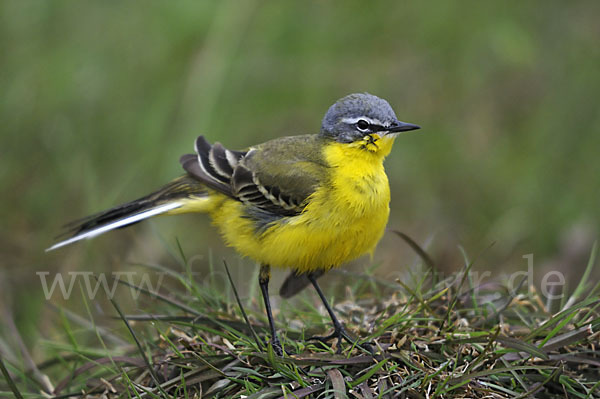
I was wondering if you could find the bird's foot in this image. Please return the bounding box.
[268,336,284,357]
[308,325,374,354]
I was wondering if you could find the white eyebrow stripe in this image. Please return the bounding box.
[341,116,389,127]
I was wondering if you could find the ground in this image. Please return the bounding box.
[1,246,599,398]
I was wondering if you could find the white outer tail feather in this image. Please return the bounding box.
[45,202,183,252]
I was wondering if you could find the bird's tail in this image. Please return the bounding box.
[46,175,211,251]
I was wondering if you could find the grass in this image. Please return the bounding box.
[1,242,599,398]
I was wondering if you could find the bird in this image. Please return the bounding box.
[47,93,421,355]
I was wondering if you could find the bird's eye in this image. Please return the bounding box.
[356,119,370,131]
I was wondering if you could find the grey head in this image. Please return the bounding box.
[320,93,420,143]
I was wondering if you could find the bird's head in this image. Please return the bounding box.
[320,93,420,154]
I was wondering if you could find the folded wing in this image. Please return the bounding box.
[181,135,327,217]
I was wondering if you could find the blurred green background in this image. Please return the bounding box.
[1,1,599,357]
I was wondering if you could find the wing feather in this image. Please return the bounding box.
[180,153,232,195]
[209,142,235,179]
[181,135,325,217]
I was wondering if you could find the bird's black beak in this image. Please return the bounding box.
[386,120,421,134]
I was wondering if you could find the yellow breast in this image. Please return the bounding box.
[210,135,394,272]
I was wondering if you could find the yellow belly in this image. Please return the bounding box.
[208,140,392,272]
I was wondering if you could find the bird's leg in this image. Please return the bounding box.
[259,264,283,356]
[307,272,373,354]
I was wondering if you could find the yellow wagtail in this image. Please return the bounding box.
[48,93,420,355]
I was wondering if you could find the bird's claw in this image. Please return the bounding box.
[269,337,284,357]
[308,325,374,354]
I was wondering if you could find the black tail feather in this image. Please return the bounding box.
[58,175,207,239]
[279,269,326,298]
